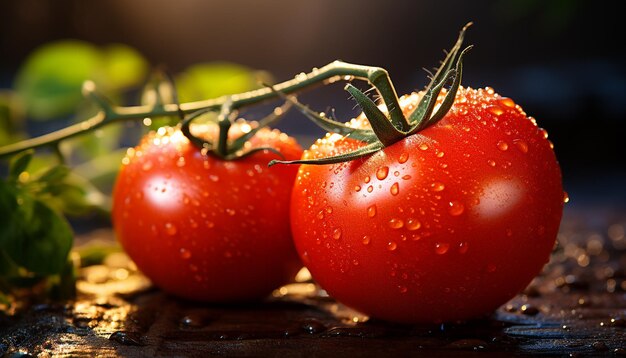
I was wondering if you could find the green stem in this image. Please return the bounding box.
[0,61,404,158]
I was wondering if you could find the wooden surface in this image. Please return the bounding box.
[1,205,626,357]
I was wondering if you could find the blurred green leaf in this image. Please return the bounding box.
[14,41,149,121]
[102,44,149,91]
[0,180,73,274]
[15,41,102,120]
[176,62,271,102]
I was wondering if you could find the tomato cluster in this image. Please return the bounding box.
[112,45,563,323]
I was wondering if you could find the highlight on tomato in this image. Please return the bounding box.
[275,25,564,323]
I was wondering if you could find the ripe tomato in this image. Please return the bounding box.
[112,123,303,301]
[290,87,564,323]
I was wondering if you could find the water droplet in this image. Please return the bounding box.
[398,286,408,294]
[179,248,191,260]
[418,143,429,151]
[436,151,445,158]
[513,139,529,153]
[388,218,404,229]
[488,106,504,116]
[499,97,516,108]
[406,218,421,231]
[332,228,342,240]
[354,185,362,192]
[364,176,371,183]
[205,221,215,229]
[226,208,236,216]
[387,241,398,251]
[402,175,412,180]
[367,205,377,218]
[390,182,399,196]
[165,222,177,236]
[325,206,333,214]
[430,182,445,192]
[563,191,570,203]
[458,242,469,254]
[398,152,409,164]
[317,211,325,220]
[352,259,359,266]
[448,201,465,216]
[497,141,509,151]
[362,235,371,245]
[539,128,549,139]
[487,159,496,167]
[142,161,153,171]
[176,157,186,167]
[435,242,450,254]
[189,219,198,228]
[376,166,389,180]
[209,175,219,182]
[487,264,497,273]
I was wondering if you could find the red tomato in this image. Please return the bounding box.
[290,87,564,323]
[112,124,303,301]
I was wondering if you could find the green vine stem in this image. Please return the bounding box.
[0,61,405,158]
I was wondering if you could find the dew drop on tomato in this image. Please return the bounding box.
[458,242,469,254]
[367,185,374,193]
[435,242,450,255]
[332,228,342,240]
[513,139,529,153]
[376,166,389,180]
[406,218,421,231]
[362,235,371,245]
[487,159,496,167]
[367,205,377,218]
[179,248,191,260]
[388,218,404,229]
[398,152,409,164]
[165,222,177,236]
[563,191,570,203]
[354,185,362,192]
[497,141,509,151]
[387,241,398,251]
[390,182,400,196]
[448,201,465,216]
[488,106,504,116]
[430,182,445,192]
[398,286,408,294]
[499,97,516,108]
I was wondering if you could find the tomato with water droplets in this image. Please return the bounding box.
[290,87,564,323]
[112,124,303,301]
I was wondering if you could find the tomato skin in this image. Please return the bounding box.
[290,87,563,323]
[112,125,303,302]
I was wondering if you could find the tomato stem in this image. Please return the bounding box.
[0,61,406,159]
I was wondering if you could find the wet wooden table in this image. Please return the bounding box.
[1,205,626,357]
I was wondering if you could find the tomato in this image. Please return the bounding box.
[112,123,303,301]
[290,87,564,323]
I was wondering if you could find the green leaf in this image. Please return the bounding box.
[15,41,102,120]
[0,181,73,274]
[176,62,271,102]
[8,150,34,182]
[102,44,148,91]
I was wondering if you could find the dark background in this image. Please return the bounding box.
[1,0,624,206]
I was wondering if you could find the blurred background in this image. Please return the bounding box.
[1,0,625,207]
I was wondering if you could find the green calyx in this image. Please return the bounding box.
[269,23,472,167]
[180,99,291,161]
